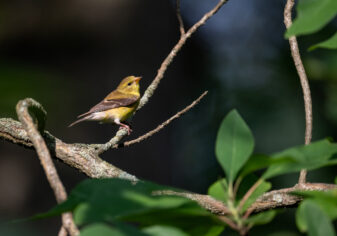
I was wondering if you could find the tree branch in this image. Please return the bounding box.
[96,0,228,153]
[154,183,337,218]
[284,0,312,184]
[0,117,137,181]
[117,91,208,148]
[138,0,228,111]
[16,98,79,236]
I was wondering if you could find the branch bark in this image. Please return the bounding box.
[284,0,312,184]
[16,98,79,236]
[0,117,137,181]
[154,183,337,217]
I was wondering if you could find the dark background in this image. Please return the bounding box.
[0,0,336,235]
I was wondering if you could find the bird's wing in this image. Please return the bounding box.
[77,92,139,118]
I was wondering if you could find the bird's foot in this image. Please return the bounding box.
[119,123,132,135]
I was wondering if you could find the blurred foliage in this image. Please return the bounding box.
[285,0,337,50]
[30,110,337,235]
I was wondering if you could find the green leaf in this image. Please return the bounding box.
[309,32,337,50]
[244,210,277,226]
[239,154,290,179]
[296,200,336,236]
[80,223,147,236]
[207,179,228,202]
[120,203,224,236]
[285,0,337,38]
[70,179,189,225]
[263,140,337,179]
[38,179,224,235]
[142,225,188,236]
[215,110,254,182]
[293,190,337,219]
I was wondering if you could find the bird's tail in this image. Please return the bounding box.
[68,115,91,127]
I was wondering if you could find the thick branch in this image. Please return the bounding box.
[155,183,337,217]
[284,0,312,184]
[16,98,79,236]
[0,118,137,181]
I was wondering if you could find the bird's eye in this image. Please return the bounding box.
[127,82,132,86]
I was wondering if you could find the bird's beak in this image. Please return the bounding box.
[134,76,142,83]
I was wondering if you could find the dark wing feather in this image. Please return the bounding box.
[77,96,138,118]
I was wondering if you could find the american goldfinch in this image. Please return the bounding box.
[69,75,141,134]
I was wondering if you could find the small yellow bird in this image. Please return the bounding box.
[69,75,141,134]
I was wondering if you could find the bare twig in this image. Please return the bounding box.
[176,0,185,35]
[138,0,227,110]
[237,179,263,213]
[16,98,79,236]
[284,0,312,184]
[116,91,208,148]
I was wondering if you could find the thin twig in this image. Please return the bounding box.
[176,0,185,35]
[116,91,208,148]
[138,0,228,110]
[16,98,79,236]
[237,179,263,213]
[284,0,312,184]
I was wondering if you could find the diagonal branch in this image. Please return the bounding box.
[138,0,228,110]
[96,0,228,153]
[284,0,312,184]
[116,91,208,148]
[16,98,79,236]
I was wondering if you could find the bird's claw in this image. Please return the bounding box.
[119,125,132,135]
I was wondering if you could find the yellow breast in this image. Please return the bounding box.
[102,103,138,122]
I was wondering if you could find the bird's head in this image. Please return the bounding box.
[117,75,141,95]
